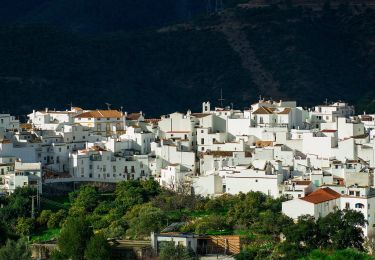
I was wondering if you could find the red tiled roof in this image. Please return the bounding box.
[204,151,234,157]
[74,110,123,118]
[252,107,274,115]
[144,118,161,123]
[256,141,273,147]
[126,113,142,120]
[300,187,340,204]
[321,129,337,133]
[192,113,211,118]
[278,108,291,114]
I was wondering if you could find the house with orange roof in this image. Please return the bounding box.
[73,109,125,136]
[282,187,341,220]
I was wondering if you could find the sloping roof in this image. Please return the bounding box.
[126,113,142,120]
[74,110,123,118]
[351,134,368,139]
[300,187,340,204]
[252,106,274,115]
[278,108,291,114]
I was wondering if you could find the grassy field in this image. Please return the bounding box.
[31,228,60,242]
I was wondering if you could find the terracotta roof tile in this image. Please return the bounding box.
[321,129,337,133]
[300,187,340,204]
[74,110,123,119]
[278,108,291,114]
[252,107,274,115]
[293,180,311,185]
[256,141,273,147]
[126,113,142,120]
[192,113,211,118]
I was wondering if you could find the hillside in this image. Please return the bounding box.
[0,1,374,116]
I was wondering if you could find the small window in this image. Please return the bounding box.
[355,203,364,209]
[345,202,350,209]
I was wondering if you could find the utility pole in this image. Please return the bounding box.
[31,195,36,219]
[36,183,41,210]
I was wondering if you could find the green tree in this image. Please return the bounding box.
[194,215,229,234]
[227,192,268,227]
[0,221,10,246]
[37,210,52,226]
[115,181,145,214]
[15,217,34,237]
[84,233,112,260]
[304,248,371,260]
[140,179,161,198]
[252,210,293,236]
[271,241,308,259]
[71,186,99,213]
[47,209,67,228]
[0,187,35,224]
[58,216,93,260]
[0,238,31,260]
[158,241,196,260]
[282,215,319,250]
[317,209,366,250]
[50,250,68,260]
[125,203,165,239]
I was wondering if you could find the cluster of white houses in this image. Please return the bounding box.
[1,100,375,235]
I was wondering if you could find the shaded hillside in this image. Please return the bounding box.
[0,2,375,116]
[0,0,248,33]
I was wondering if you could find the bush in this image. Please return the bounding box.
[47,209,66,229]
[37,210,52,226]
[84,233,112,260]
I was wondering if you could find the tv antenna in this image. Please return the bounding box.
[105,103,111,110]
[218,88,225,107]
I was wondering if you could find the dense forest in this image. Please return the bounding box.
[0,1,374,116]
[0,182,373,259]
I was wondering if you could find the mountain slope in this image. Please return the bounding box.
[0,2,374,116]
